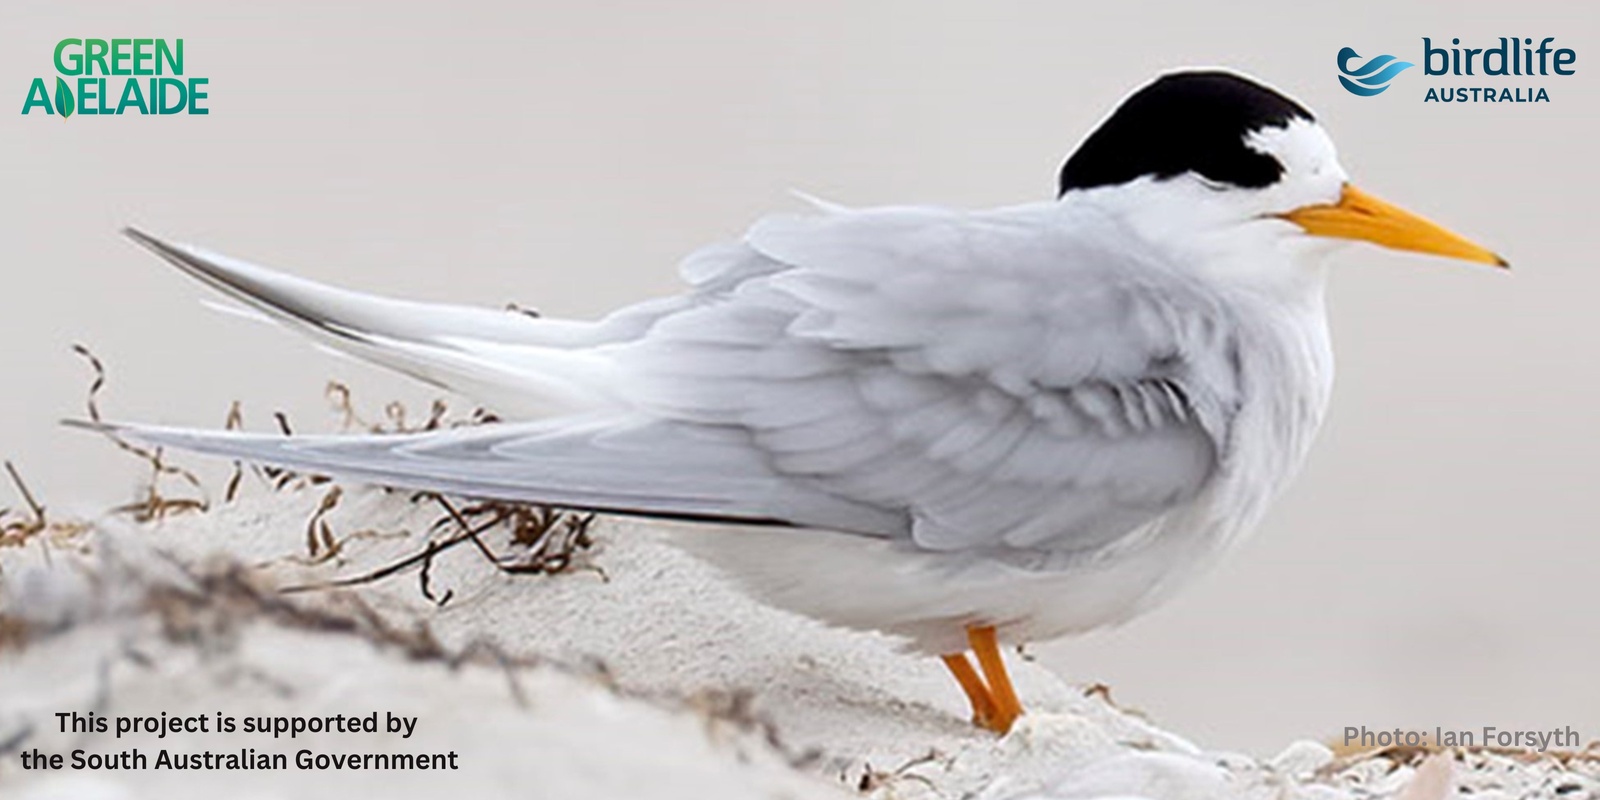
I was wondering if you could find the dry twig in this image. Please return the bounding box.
[71,344,209,521]
[0,461,48,548]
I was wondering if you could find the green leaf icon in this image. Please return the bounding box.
[55,76,74,119]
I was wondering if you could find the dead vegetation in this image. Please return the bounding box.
[852,749,948,794]
[0,461,50,550]
[73,344,211,522]
[0,459,92,556]
[273,379,603,604]
[0,459,83,651]
[278,491,601,607]
[5,345,601,610]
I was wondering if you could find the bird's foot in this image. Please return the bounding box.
[941,625,1024,734]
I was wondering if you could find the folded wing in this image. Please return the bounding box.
[616,202,1245,554]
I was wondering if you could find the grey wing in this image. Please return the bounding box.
[619,203,1245,555]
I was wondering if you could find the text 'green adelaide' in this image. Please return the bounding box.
[21,39,209,117]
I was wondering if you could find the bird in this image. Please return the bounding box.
[91,70,1505,735]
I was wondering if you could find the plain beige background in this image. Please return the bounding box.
[3,1,1596,754]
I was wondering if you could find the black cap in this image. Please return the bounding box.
[1058,71,1314,196]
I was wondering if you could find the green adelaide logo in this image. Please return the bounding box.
[21,38,208,118]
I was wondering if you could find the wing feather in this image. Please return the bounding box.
[619,201,1243,556]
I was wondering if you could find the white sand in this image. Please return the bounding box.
[2,484,1595,799]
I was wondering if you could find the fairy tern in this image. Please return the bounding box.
[93,71,1504,734]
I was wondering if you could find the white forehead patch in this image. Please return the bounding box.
[1245,117,1345,184]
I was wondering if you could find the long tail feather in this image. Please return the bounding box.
[122,228,627,416]
[71,417,906,535]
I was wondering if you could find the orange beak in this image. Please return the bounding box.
[1282,184,1508,268]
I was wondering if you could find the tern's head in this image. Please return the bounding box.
[1058,71,1505,278]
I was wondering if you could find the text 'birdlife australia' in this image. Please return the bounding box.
[1336,38,1576,103]
[20,39,209,118]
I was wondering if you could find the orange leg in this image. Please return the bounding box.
[967,625,1023,734]
[940,653,999,729]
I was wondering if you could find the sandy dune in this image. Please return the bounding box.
[2,485,1593,799]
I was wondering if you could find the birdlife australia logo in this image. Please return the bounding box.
[1336,48,1413,96]
[1336,38,1576,103]
[20,39,209,118]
